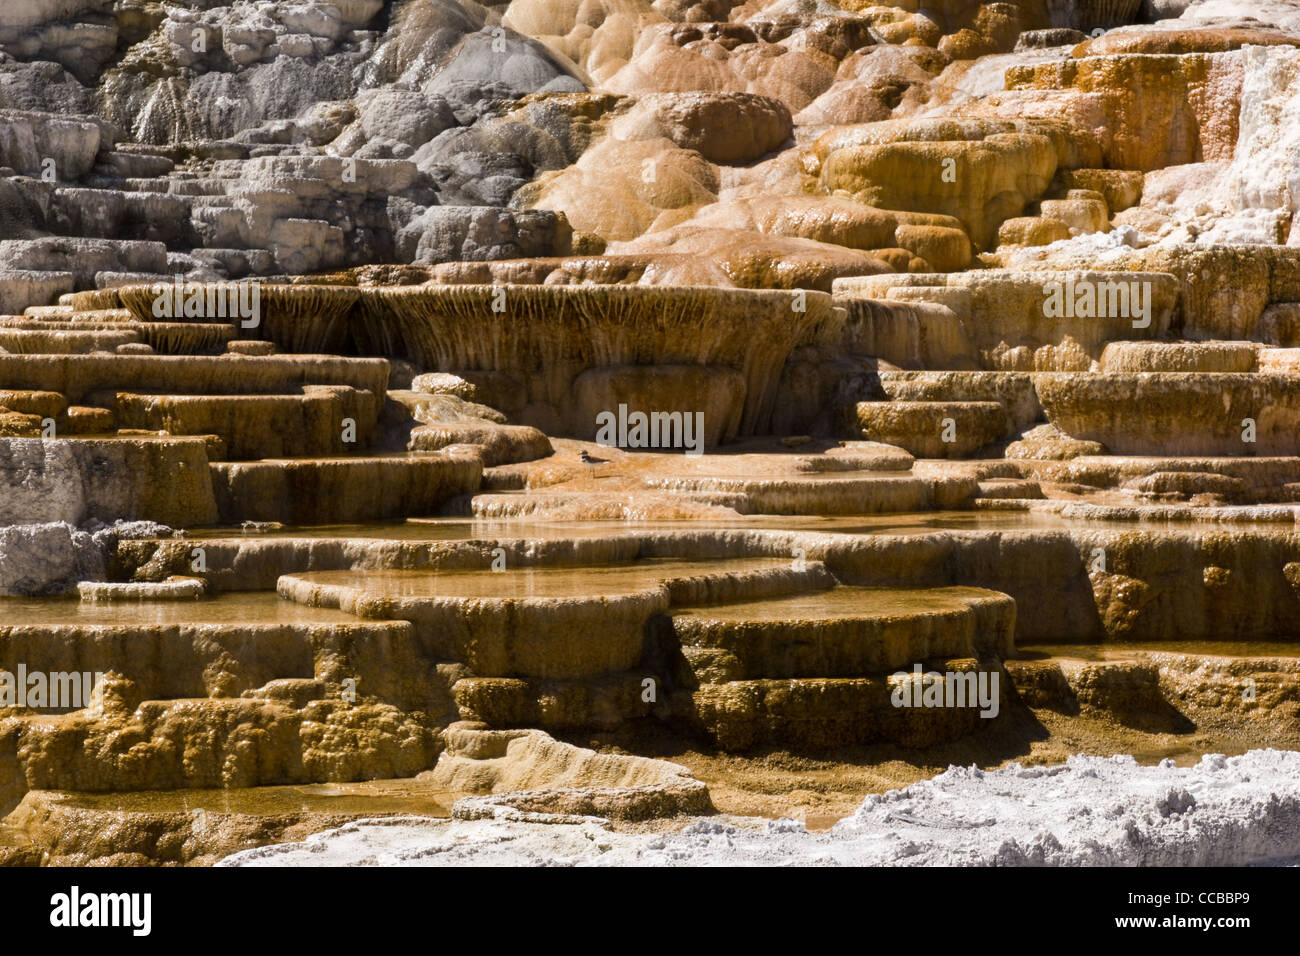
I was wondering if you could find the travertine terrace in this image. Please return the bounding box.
[3,0,1300,869]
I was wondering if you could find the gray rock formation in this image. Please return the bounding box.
[0,521,105,595]
[0,0,590,312]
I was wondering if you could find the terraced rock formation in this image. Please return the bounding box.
[3,0,1300,867]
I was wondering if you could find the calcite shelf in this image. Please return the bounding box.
[3,0,1300,870]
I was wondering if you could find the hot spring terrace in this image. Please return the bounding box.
[3,268,1300,864]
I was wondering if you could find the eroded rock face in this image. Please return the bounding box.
[807,119,1066,250]
[428,723,712,820]
[613,91,793,164]
[570,364,746,447]
[0,0,1293,303]
[354,284,834,436]
[1038,372,1300,456]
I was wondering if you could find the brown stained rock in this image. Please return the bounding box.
[1005,422,1105,460]
[518,135,719,243]
[689,657,998,752]
[1002,245,1300,341]
[854,400,1009,459]
[428,725,712,821]
[614,227,893,290]
[0,697,440,814]
[1,435,218,526]
[118,283,360,354]
[224,340,276,356]
[796,45,947,125]
[939,28,998,61]
[1203,565,1234,589]
[408,422,553,466]
[1099,341,1259,373]
[1038,196,1109,235]
[0,390,66,419]
[807,119,1065,249]
[893,223,972,270]
[60,405,114,434]
[748,196,900,249]
[0,352,392,422]
[1036,372,1300,456]
[451,675,650,731]
[1074,26,1300,57]
[998,214,1072,247]
[1124,471,1247,502]
[103,387,377,461]
[211,451,482,524]
[7,792,397,867]
[568,364,745,447]
[673,585,1015,678]
[1004,659,1076,710]
[0,411,44,437]
[68,288,124,312]
[1059,659,1169,723]
[878,370,1043,429]
[1005,50,1246,170]
[1088,570,1156,640]
[619,92,792,165]
[356,284,834,437]
[841,298,979,370]
[1056,168,1143,212]
[836,269,1181,366]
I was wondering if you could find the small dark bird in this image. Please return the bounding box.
[579,449,608,464]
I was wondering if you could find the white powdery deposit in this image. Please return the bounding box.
[0,439,88,526]
[1142,43,1300,248]
[1025,43,1300,251]
[221,749,1300,867]
[1176,0,1300,33]
[1214,44,1300,246]
[0,521,105,597]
